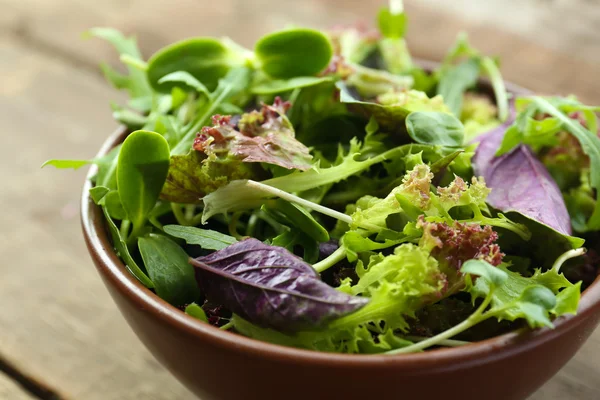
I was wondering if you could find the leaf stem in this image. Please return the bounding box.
[552,247,587,273]
[387,287,495,354]
[120,219,131,239]
[481,57,508,122]
[219,321,234,330]
[313,246,347,273]
[245,180,354,225]
[228,212,245,240]
[389,0,404,15]
[171,203,191,226]
[404,336,470,347]
[120,54,148,71]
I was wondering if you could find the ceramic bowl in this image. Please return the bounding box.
[81,75,600,400]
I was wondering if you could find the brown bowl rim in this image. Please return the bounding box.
[81,74,600,372]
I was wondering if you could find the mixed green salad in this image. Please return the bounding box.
[46,1,600,354]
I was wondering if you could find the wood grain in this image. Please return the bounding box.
[0,373,36,400]
[0,0,599,399]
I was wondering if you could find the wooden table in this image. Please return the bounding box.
[1,0,599,398]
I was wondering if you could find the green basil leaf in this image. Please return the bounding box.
[138,233,200,306]
[163,225,237,250]
[117,130,170,229]
[255,28,333,79]
[406,111,464,146]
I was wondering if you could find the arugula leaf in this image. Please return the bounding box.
[41,159,90,169]
[163,225,237,250]
[437,58,480,117]
[531,97,600,231]
[85,28,152,106]
[139,233,200,306]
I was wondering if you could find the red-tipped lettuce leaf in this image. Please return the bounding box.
[189,238,368,332]
[193,98,313,171]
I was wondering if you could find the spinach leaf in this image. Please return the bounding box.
[139,233,200,306]
[163,225,237,250]
[117,130,170,237]
[147,37,247,92]
[406,111,464,146]
[190,239,368,332]
[255,28,333,79]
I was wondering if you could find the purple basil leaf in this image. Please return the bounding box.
[189,238,368,332]
[472,106,573,235]
[484,146,572,235]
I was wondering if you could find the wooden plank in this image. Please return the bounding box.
[0,1,599,399]
[0,374,36,400]
[0,37,194,399]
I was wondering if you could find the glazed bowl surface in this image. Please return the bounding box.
[81,73,600,400]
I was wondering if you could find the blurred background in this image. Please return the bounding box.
[1,0,599,399]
